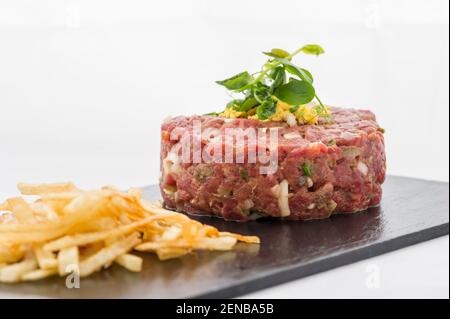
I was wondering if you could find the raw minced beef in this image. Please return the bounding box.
[160,107,386,221]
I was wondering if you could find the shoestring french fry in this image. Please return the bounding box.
[0,182,260,283]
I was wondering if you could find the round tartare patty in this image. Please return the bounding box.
[160,107,386,221]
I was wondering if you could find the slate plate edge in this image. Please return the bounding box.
[191,222,449,299]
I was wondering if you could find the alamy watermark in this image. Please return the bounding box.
[365,263,381,289]
[65,264,80,289]
[167,120,279,174]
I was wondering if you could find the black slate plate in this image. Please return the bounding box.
[0,175,448,298]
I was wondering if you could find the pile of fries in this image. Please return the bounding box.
[0,182,259,283]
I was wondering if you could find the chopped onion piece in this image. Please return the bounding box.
[357,161,369,176]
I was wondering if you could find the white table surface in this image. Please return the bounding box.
[0,0,448,299]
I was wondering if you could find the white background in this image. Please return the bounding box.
[0,0,448,298]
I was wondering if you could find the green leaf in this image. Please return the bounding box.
[204,112,220,116]
[289,105,300,113]
[286,65,313,83]
[263,48,290,59]
[300,44,325,56]
[235,97,258,112]
[302,163,313,177]
[252,83,271,104]
[274,79,315,105]
[274,58,313,83]
[227,99,242,109]
[299,68,313,83]
[216,71,253,90]
[262,52,279,59]
[269,67,286,93]
[256,99,276,120]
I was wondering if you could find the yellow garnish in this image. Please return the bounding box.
[219,108,245,119]
[294,105,318,125]
[277,100,291,111]
[220,100,330,126]
[267,103,285,121]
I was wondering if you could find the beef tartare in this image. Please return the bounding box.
[160,107,386,221]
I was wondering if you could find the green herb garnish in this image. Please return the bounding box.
[273,79,315,105]
[215,44,329,121]
[204,112,220,116]
[216,72,253,91]
[326,139,336,146]
[289,105,300,113]
[256,99,276,120]
[240,169,250,181]
[302,163,313,177]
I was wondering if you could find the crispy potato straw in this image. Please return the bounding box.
[0,182,259,283]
